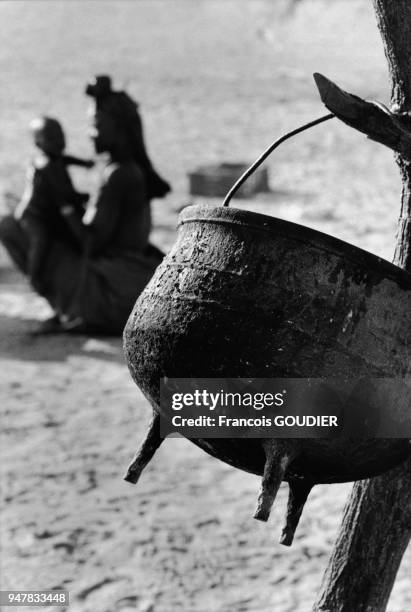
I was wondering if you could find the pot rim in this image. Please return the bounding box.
[179,204,411,290]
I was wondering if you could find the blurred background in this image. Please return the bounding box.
[0,1,409,611]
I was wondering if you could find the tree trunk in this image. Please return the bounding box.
[313,1,411,610]
[313,460,411,612]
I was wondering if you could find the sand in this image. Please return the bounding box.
[1,1,410,610]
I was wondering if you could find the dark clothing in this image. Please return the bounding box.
[96,91,171,199]
[114,92,171,199]
[82,161,151,256]
[15,153,90,282]
[0,159,162,334]
[16,153,90,228]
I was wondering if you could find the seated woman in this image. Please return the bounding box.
[0,100,163,335]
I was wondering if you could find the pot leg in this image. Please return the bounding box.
[124,412,163,484]
[253,440,295,522]
[279,479,312,547]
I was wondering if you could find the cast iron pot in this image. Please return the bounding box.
[123,204,411,544]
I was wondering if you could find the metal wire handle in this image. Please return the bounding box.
[222,113,335,207]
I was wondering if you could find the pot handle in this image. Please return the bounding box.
[222,113,334,207]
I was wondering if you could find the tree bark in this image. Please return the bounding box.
[375,0,411,269]
[313,460,411,612]
[313,2,411,610]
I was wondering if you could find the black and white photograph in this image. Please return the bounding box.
[1,1,410,611]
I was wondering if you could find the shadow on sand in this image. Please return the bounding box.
[0,267,127,364]
[0,313,126,364]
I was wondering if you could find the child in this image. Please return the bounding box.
[15,116,94,289]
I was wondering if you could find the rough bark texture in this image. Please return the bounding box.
[313,459,411,612]
[313,2,411,610]
[374,0,411,269]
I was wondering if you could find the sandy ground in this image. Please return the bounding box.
[1,1,410,611]
[0,271,410,612]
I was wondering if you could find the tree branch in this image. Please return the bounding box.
[313,72,411,161]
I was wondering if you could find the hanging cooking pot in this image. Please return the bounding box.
[123,111,411,546]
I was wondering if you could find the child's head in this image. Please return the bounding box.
[30,116,66,156]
